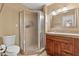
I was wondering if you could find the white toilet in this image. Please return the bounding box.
[2,35,20,56]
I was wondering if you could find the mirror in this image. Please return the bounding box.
[49,8,78,33]
[50,9,77,28]
[62,9,77,28]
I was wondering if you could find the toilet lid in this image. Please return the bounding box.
[6,45,20,53]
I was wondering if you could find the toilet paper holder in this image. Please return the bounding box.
[0,45,6,56]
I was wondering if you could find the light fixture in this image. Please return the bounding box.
[51,11,57,16]
[62,7,68,12]
[57,9,62,13]
[55,9,62,15]
[51,7,68,16]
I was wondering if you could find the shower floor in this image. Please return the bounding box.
[26,44,38,51]
[18,48,46,56]
[23,44,39,55]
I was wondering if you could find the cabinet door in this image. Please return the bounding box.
[46,39,54,55]
[60,36,74,56]
[61,41,74,56]
[74,39,79,56]
[54,41,62,56]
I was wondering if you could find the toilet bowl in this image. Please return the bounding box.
[2,35,20,56]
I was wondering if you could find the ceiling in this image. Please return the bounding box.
[22,3,50,10]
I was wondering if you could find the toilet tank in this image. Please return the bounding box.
[3,35,16,46]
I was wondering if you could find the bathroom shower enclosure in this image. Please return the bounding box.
[19,10,45,55]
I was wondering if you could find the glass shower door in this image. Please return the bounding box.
[24,11,38,51]
[19,10,45,55]
[19,10,39,55]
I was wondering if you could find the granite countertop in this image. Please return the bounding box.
[46,32,79,38]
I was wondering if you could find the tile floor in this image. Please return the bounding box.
[39,51,47,56]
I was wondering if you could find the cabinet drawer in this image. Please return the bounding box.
[46,34,63,40]
[46,34,74,43]
[62,37,74,43]
[46,35,53,39]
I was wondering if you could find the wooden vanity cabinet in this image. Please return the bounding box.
[46,34,79,56]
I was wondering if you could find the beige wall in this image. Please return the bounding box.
[0,3,30,45]
[45,3,79,33]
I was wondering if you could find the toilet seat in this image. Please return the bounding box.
[6,45,20,53]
